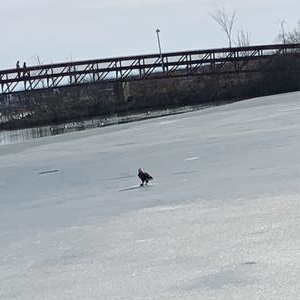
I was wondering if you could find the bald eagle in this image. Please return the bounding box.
[138,168,153,186]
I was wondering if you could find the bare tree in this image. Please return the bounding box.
[276,20,300,44]
[31,55,47,89]
[210,6,236,48]
[234,28,252,57]
[285,20,300,43]
[276,20,286,44]
[236,28,251,47]
[33,55,44,66]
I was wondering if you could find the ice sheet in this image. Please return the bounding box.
[1,92,300,299]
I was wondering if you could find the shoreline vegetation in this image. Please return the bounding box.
[0,104,218,145]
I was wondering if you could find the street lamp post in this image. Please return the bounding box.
[156,29,164,70]
[281,20,286,45]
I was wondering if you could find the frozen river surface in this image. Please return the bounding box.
[1,92,300,299]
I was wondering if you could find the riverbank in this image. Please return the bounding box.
[0,103,215,145]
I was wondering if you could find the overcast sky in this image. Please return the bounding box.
[0,0,299,69]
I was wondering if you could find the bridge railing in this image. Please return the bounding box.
[1,43,300,95]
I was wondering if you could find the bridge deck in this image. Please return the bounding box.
[1,43,300,95]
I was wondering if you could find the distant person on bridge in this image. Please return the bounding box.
[16,61,20,78]
[23,62,29,78]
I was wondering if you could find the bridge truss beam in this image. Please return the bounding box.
[0,43,299,95]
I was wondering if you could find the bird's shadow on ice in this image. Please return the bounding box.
[100,174,136,181]
[118,185,141,192]
[118,184,155,192]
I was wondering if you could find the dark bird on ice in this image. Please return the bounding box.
[138,168,153,186]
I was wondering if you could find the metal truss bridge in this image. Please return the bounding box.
[1,43,300,95]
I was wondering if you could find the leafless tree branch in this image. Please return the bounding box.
[210,6,236,48]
